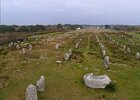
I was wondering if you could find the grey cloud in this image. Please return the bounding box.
[1,0,140,25]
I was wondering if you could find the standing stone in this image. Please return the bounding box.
[96,36,100,42]
[104,56,110,69]
[102,49,106,57]
[62,41,65,44]
[10,42,14,45]
[75,43,79,49]
[79,39,82,42]
[68,49,72,56]
[9,43,12,48]
[14,42,17,45]
[136,52,140,59]
[36,76,45,91]
[112,40,115,43]
[123,45,126,50]
[116,42,119,46]
[64,53,70,60]
[100,44,105,50]
[26,84,37,100]
[22,48,26,54]
[99,43,102,46]
[29,44,32,51]
[16,44,20,49]
[127,48,131,53]
[55,44,59,50]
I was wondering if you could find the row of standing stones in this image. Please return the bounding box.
[1,36,47,100]
[62,36,111,89]
[95,34,110,69]
[104,33,140,59]
[1,33,139,91]
[23,35,52,100]
[0,41,33,54]
[0,34,52,54]
[26,76,45,100]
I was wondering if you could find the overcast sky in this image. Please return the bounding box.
[1,0,140,25]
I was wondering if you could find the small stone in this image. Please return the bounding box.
[100,44,105,50]
[64,53,70,60]
[127,48,131,53]
[123,45,126,50]
[102,49,106,57]
[68,49,72,56]
[84,67,88,70]
[9,44,12,48]
[75,43,79,49]
[136,52,140,59]
[55,44,59,50]
[56,60,62,64]
[22,48,26,54]
[29,44,32,51]
[16,44,20,49]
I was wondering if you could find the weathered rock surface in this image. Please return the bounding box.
[75,43,79,49]
[136,52,140,59]
[16,44,20,49]
[102,49,106,57]
[26,84,38,100]
[123,45,126,50]
[100,44,105,50]
[83,73,111,88]
[22,48,26,54]
[55,44,61,50]
[68,49,72,56]
[36,76,45,91]
[29,44,32,51]
[104,56,110,69]
[64,53,70,60]
[127,48,131,53]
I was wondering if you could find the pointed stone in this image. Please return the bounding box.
[36,76,45,91]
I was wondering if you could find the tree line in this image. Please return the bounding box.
[0,24,82,33]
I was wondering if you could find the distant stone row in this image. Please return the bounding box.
[104,33,140,59]
[95,33,110,69]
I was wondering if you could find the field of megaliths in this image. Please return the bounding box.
[0,29,140,100]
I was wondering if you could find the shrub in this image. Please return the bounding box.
[105,81,117,92]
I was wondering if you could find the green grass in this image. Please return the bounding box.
[0,30,140,100]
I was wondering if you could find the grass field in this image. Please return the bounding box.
[0,29,140,100]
